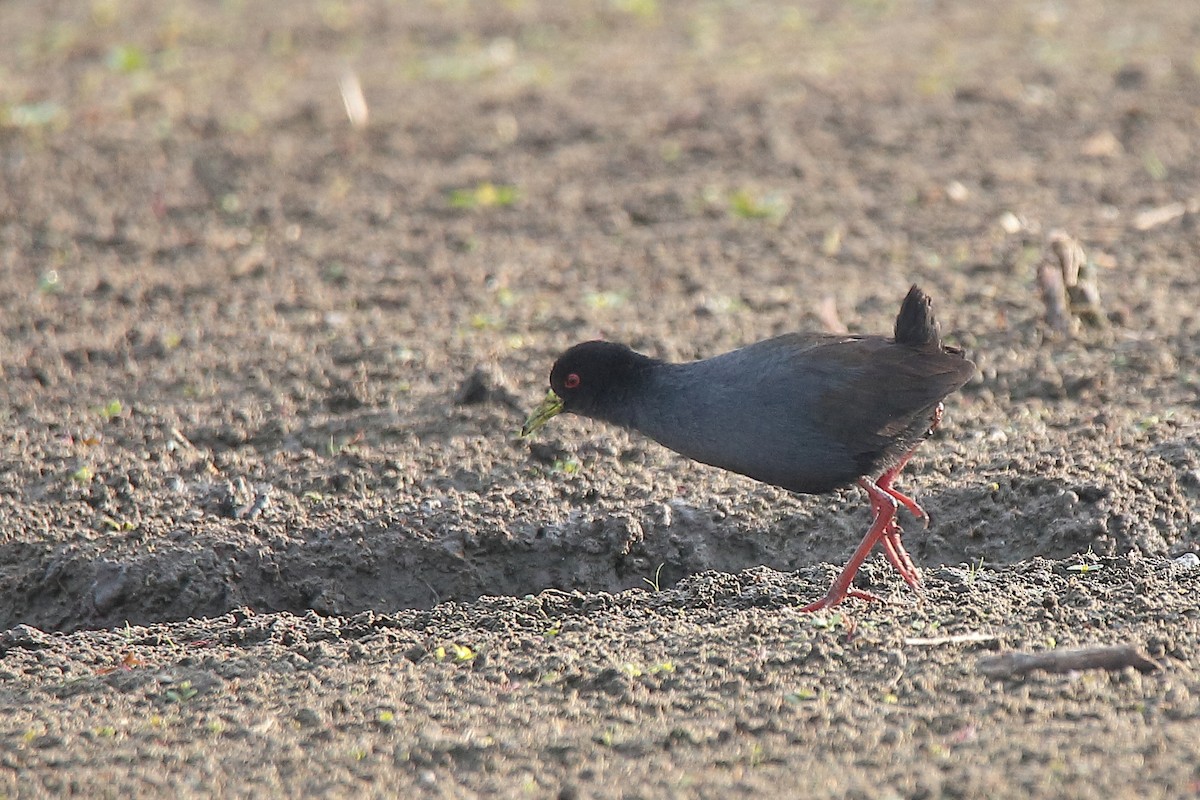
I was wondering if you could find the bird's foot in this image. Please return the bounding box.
[800,587,882,613]
[799,479,900,613]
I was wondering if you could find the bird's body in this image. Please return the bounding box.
[578,331,966,495]
[522,286,974,611]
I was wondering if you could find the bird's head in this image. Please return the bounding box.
[521,340,652,436]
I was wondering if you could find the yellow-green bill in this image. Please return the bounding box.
[520,390,564,437]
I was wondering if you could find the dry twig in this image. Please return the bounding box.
[978,644,1158,678]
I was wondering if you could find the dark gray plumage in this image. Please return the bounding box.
[522,285,974,610]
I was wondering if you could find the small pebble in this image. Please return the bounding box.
[1172,553,1199,570]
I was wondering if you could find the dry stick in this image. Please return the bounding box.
[904,632,998,647]
[978,644,1158,677]
[1132,201,1188,232]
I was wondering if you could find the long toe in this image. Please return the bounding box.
[800,587,883,613]
[880,529,923,588]
[881,485,929,528]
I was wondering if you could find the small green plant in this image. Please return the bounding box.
[642,563,666,592]
[784,688,818,704]
[97,400,123,421]
[433,643,476,662]
[808,612,842,630]
[550,458,580,475]
[165,681,198,704]
[728,188,790,223]
[1069,547,1103,575]
[966,557,984,584]
[71,465,94,484]
[107,44,147,73]
[449,182,519,210]
[612,0,659,18]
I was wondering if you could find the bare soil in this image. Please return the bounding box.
[1,1,1198,797]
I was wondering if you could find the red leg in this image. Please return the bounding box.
[879,458,928,527]
[877,403,944,527]
[862,481,915,582]
[801,405,944,611]
[801,478,898,612]
[876,403,944,585]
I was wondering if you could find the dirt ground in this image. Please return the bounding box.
[2,0,1199,797]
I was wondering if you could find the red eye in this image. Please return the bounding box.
[564,373,581,389]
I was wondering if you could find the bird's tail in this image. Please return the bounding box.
[893,285,941,347]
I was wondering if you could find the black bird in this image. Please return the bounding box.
[522,285,975,611]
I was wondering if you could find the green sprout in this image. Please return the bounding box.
[612,0,659,18]
[449,182,519,210]
[642,563,666,592]
[98,400,123,421]
[165,681,198,703]
[107,44,147,73]
[434,643,475,662]
[966,557,984,584]
[728,188,790,223]
[550,458,580,475]
[808,612,843,630]
[784,688,818,704]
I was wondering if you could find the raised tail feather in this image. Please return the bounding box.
[893,284,941,347]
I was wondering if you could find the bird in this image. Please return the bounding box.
[521,285,975,611]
